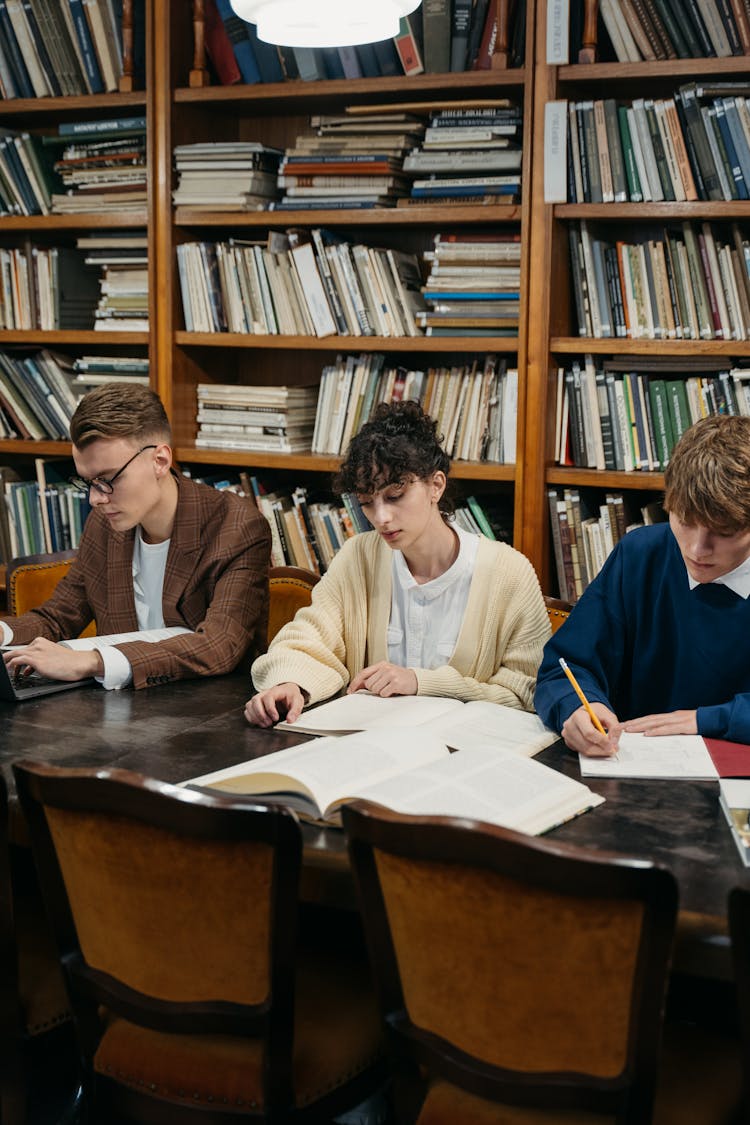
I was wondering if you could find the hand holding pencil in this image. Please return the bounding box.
[558,658,621,758]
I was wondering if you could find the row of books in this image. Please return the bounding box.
[1,458,90,563]
[564,84,750,205]
[547,486,666,604]
[177,230,425,338]
[569,220,750,341]
[0,246,97,330]
[0,0,144,100]
[248,476,510,575]
[597,0,750,63]
[195,383,319,454]
[553,355,750,474]
[172,142,283,212]
[203,0,519,88]
[312,353,517,465]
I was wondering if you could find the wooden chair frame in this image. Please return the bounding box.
[13,763,307,1124]
[344,801,678,1125]
[268,566,320,646]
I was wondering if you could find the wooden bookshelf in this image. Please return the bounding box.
[153,0,536,545]
[523,3,750,593]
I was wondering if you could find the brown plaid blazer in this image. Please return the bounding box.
[4,474,271,689]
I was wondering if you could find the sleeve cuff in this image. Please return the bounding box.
[94,643,133,691]
[0,620,13,646]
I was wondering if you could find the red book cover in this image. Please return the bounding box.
[204,0,241,86]
[473,0,497,69]
[394,15,424,76]
[705,738,750,777]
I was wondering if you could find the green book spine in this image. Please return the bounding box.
[647,378,673,469]
[466,495,496,540]
[617,105,642,202]
[665,379,691,443]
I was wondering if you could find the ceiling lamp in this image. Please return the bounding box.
[230,0,422,48]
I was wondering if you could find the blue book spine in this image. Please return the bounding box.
[67,0,104,93]
[355,42,381,76]
[714,100,749,200]
[0,1,33,97]
[246,23,283,82]
[320,46,344,78]
[423,291,520,300]
[214,0,260,83]
[412,184,518,196]
[336,45,362,77]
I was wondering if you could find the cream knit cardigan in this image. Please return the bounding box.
[252,531,550,712]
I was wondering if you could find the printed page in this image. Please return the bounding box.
[60,626,192,651]
[579,732,718,779]
[185,728,449,817]
[352,747,604,835]
[424,700,557,756]
[276,691,465,734]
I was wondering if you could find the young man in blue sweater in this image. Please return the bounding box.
[535,414,750,757]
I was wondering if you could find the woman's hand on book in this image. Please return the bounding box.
[3,638,103,682]
[244,683,306,727]
[348,662,418,698]
[623,710,698,736]
[562,703,621,757]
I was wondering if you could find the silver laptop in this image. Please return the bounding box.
[0,650,94,702]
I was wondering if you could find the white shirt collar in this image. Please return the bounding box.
[392,523,478,601]
[687,553,750,599]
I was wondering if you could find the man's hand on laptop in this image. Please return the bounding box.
[3,639,104,683]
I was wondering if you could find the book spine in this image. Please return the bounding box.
[66,0,103,91]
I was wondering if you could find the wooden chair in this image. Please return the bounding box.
[343,801,681,1124]
[13,762,384,1124]
[0,774,78,1125]
[6,551,96,638]
[544,594,573,633]
[268,565,320,646]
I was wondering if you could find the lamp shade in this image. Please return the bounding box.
[230,0,421,48]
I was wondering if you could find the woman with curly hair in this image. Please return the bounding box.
[245,400,550,726]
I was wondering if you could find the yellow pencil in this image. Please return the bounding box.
[558,658,608,736]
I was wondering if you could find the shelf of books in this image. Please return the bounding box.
[149,0,535,570]
[523,0,750,603]
[0,0,150,563]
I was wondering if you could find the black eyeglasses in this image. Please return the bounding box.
[68,445,157,497]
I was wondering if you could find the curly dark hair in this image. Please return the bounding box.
[334,400,453,517]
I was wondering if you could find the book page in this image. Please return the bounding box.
[60,626,192,651]
[185,728,449,818]
[579,732,718,779]
[424,700,557,756]
[275,691,465,734]
[353,747,603,835]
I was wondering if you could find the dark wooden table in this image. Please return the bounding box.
[2,671,747,978]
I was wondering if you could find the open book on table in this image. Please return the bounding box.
[186,728,604,833]
[276,692,558,756]
[60,626,192,651]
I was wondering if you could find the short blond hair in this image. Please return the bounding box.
[664,415,750,533]
[70,384,171,448]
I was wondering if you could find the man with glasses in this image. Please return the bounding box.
[1,383,271,690]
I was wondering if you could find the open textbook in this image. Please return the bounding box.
[578,732,718,780]
[186,728,604,832]
[60,626,192,651]
[276,692,558,756]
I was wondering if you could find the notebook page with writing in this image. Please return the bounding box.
[579,732,718,779]
[60,626,193,650]
[421,700,557,756]
[275,691,465,734]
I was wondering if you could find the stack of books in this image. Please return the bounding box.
[418,232,522,335]
[312,352,517,464]
[71,355,149,392]
[400,100,523,207]
[77,229,149,332]
[598,0,750,63]
[177,228,425,338]
[0,246,98,330]
[172,142,283,211]
[195,383,320,453]
[569,219,750,340]
[273,108,424,211]
[553,354,750,474]
[401,102,523,208]
[0,349,79,441]
[0,0,142,98]
[49,115,147,214]
[565,85,750,205]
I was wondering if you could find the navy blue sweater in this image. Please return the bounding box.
[535,524,750,742]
